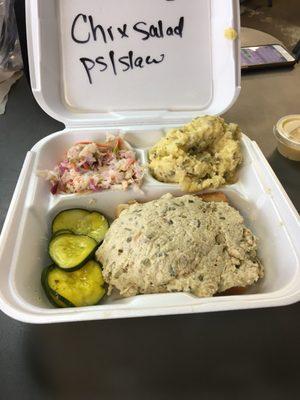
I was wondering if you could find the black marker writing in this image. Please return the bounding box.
[109,50,117,75]
[79,57,95,83]
[88,15,108,43]
[133,17,184,40]
[72,13,184,82]
[71,14,90,43]
[72,14,117,44]
[117,24,129,38]
[71,14,184,44]
[107,26,114,42]
[145,54,165,65]
[96,56,108,72]
[80,52,166,83]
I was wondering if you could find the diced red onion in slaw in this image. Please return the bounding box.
[37,136,144,194]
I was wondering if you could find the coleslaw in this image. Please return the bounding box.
[38,136,144,194]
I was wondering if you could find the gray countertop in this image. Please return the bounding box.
[0,28,299,400]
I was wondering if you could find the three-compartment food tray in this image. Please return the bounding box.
[0,0,299,323]
[0,126,299,323]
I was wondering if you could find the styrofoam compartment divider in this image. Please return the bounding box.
[0,126,299,323]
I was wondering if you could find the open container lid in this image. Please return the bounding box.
[26,0,241,128]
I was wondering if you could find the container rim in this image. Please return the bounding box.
[274,114,300,148]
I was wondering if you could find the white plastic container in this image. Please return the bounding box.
[274,115,300,161]
[0,0,299,323]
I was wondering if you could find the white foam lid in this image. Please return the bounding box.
[26,0,241,127]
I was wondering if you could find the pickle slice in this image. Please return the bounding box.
[42,262,106,307]
[49,233,98,271]
[52,209,109,243]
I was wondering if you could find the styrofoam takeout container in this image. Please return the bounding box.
[0,0,299,323]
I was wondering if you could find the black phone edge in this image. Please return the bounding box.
[241,43,297,71]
